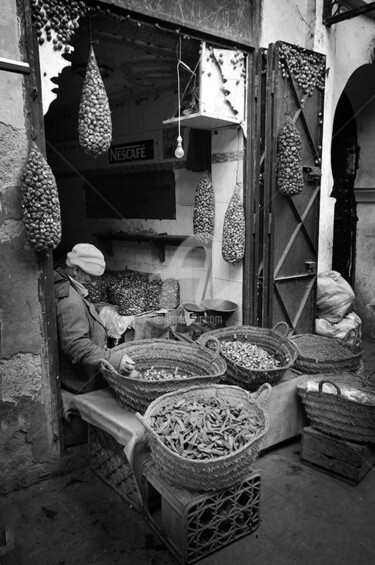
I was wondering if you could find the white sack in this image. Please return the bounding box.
[315,311,362,347]
[316,270,355,323]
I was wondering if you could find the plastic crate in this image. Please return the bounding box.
[142,459,261,564]
[88,425,142,512]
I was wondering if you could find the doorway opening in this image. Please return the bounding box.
[42,6,248,447]
[330,91,358,285]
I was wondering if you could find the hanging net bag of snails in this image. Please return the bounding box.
[78,45,112,157]
[193,171,215,245]
[222,184,246,264]
[277,117,304,197]
[21,142,61,255]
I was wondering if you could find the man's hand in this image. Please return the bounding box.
[119,353,135,374]
[98,358,114,371]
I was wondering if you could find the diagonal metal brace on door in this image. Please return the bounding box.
[273,186,319,279]
[274,275,316,331]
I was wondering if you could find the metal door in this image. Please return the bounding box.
[247,42,326,332]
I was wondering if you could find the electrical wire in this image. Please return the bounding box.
[176,39,182,141]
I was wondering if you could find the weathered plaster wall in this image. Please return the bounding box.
[0,0,60,493]
[353,204,375,338]
[260,0,317,50]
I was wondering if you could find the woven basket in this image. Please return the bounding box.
[197,322,298,391]
[290,333,362,374]
[99,338,227,413]
[136,383,271,492]
[297,370,375,443]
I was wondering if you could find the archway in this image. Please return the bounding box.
[333,64,375,338]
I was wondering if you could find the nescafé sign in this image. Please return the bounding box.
[109,139,154,164]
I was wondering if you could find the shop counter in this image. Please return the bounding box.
[73,368,310,465]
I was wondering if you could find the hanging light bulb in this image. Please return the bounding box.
[175,135,184,158]
[175,38,185,159]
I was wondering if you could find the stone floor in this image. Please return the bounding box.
[1,339,375,565]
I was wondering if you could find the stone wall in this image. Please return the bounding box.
[0,0,62,493]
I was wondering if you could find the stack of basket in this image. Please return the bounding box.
[297,372,375,443]
[290,332,375,444]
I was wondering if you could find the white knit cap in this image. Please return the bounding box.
[66,243,105,276]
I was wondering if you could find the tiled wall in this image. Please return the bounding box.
[211,128,244,324]
[50,90,244,319]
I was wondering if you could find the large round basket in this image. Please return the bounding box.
[297,370,375,443]
[99,338,227,413]
[197,322,298,391]
[136,383,271,492]
[290,333,362,374]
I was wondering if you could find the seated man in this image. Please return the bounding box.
[54,243,134,394]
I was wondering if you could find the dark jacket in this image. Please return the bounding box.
[54,268,124,394]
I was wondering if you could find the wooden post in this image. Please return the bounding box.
[22,0,62,449]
